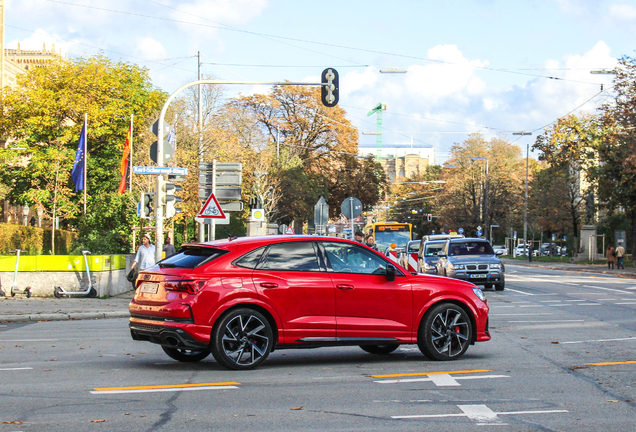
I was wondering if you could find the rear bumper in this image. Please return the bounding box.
[129,318,211,350]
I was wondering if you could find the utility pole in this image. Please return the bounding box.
[197,51,204,242]
[513,132,533,252]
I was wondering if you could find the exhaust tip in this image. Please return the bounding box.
[163,336,180,347]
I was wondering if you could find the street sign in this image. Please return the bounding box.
[278,224,288,234]
[476,230,482,237]
[151,120,171,138]
[196,214,230,225]
[220,201,243,212]
[199,162,242,172]
[285,225,295,235]
[477,226,482,232]
[133,166,188,176]
[252,209,265,221]
[314,196,329,228]
[149,140,174,164]
[340,197,362,219]
[458,228,464,234]
[199,172,242,186]
[197,193,226,219]
[199,186,242,201]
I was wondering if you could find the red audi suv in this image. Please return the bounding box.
[129,235,490,370]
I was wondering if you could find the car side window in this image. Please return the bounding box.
[322,242,388,275]
[234,246,266,269]
[258,242,322,272]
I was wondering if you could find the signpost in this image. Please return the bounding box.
[341,197,362,240]
[314,196,329,235]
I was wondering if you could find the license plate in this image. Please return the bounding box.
[140,282,158,293]
[469,274,486,279]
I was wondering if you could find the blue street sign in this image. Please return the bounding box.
[476,230,482,237]
[137,202,141,217]
[133,166,188,176]
[458,228,464,234]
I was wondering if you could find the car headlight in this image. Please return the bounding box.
[489,263,501,269]
[473,288,486,302]
[449,263,464,270]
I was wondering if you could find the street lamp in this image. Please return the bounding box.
[513,131,533,254]
[471,157,489,236]
[37,207,44,228]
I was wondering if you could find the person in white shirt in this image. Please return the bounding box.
[129,234,156,289]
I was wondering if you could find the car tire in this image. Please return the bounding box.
[495,282,505,291]
[161,346,211,362]
[484,284,492,290]
[417,303,472,361]
[359,344,400,355]
[211,308,273,370]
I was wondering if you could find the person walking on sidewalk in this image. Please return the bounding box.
[615,241,626,269]
[528,243,533,262]
[163,236,176,258]
[607,245,616,269]
[129,234,156,289]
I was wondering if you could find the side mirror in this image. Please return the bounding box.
[386,264,397,281]
[496,250,504,256]
[437,251,446,257]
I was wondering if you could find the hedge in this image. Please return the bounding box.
[0,223,77,255]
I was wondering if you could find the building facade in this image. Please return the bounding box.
[358,145,436,183]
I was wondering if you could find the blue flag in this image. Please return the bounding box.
[71,122,86,191]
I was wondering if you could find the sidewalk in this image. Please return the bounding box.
[501,258,636,279]
[0,289,134,323]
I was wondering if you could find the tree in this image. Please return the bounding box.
[435,134,525,238]
[0,55,166,250]
[592,55,636,262]
[533,114,600,253]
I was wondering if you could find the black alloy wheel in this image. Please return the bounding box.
[211,308,273,370]
[418,303,472,361]
[161,346,211,362]
[359,344,400,355]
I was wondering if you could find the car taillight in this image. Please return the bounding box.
[164,279,207,294]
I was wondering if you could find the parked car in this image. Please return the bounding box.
[436,238,505,291]
[417,240,446,274]
[515,243,529,257]
[492,245,508,256]
[129,235,490,369]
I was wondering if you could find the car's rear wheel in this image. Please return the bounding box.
[211,308,273,370]
[161,346,210,362]
[418,303,472,361]
[359,344,400,355]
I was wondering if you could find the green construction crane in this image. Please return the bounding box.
[367,103,386,159]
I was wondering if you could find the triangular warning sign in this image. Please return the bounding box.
[197,193,226,219]
[285,226,295,235]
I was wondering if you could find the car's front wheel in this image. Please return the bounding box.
[359,344,400,355]
[161,346,210,362]
[418,303,472,361]
[495,281,505,291]
[211,308,273,370]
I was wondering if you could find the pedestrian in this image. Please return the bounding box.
[365,235,377,250]
[354,230,364,243]
[528,243,533,262]
[164,236,176,258]
[130,234,156,289]
[615,241,626,269]
[607,245,615,270]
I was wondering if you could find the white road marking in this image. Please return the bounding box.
[392,404,568,423]
[508,320,584,323]
[0,339,58,342]
[561,336,636,345]
[540,300,563,303]
[583,285,634,295]
[505,288,533,295]
[0,367,33,371]
[490,313,553,316]
[566,299,585,302]
[615,302,636,305]
[91,385,239,394]
[376,374,509,386]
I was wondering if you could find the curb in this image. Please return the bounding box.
[504,261,636,279]
[0,311,130,323]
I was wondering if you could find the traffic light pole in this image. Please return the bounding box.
[154,78,328,262]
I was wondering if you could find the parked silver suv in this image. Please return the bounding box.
[436,238,505,291]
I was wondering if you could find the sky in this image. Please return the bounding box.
[4,0,634,163]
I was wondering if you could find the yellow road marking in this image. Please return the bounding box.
[370,369,492,378]
[93,382,241,392]
[586,361,636,366]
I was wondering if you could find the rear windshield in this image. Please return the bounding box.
[158,247,228,269]
[407,241,421,253]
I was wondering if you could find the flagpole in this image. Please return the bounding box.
[129,113,133,193]
[84,113,87,216]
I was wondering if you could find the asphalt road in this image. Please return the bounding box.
[1,265,635,431]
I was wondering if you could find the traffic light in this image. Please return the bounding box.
[140,192,155,219]
[162,182,183,218]
[427,214,432,221]
[321,68,339,107]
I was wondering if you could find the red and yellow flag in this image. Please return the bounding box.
[118,125,132,194]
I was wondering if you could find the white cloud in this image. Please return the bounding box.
[135,37,169,61]
[609,2,636,20]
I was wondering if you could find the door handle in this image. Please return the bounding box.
[260,282,278,289]
[336,284,354,290]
